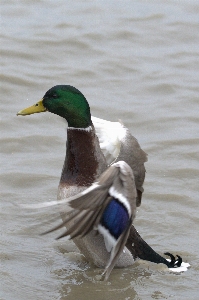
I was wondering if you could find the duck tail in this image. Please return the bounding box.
[125,225,182,268]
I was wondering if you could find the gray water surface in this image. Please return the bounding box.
[1,1,199,299]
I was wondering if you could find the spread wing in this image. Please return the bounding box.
[23,161,137,280]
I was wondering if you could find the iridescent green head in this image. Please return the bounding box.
[17,85,92,128]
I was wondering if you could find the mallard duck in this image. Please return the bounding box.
[17,85,185,279]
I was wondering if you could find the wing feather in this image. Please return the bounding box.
[102,217,133,280]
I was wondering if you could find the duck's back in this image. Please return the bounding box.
[92,117,147,206]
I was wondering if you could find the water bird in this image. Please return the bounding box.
[17,85,184,279]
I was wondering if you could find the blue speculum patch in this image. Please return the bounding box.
[101,198,129,239]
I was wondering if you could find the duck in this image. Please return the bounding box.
[17,85,183,279]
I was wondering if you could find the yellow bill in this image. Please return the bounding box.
[17,99,46,116]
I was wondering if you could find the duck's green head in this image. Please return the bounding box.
[17,85,92,128]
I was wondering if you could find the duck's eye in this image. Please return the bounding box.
[52,94,57,99]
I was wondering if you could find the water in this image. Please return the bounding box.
[1,1,199,299]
